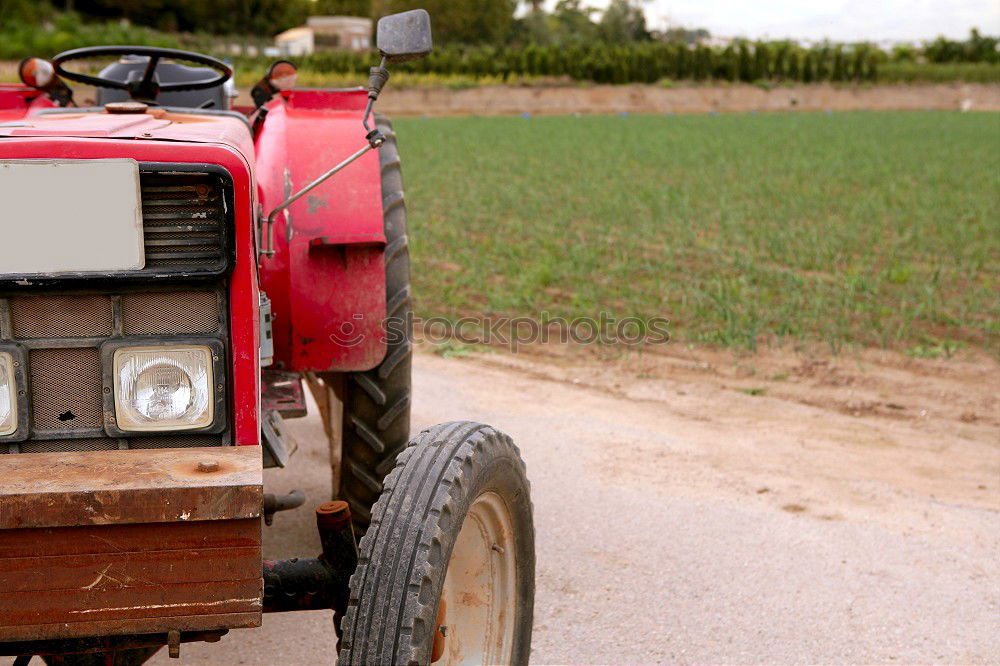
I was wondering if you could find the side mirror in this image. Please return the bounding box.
[262,11,432,259]
[376,9,433,63]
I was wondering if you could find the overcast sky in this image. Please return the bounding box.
[534,0,1000,42]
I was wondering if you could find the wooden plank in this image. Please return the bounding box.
[0,448,264,642]
[0,579,263,630]
[0,446,262,529]
[1,547,260,593]
[0,519,260,558]
[0,612,261,643]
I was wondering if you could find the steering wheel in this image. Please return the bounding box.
[52,46,233,102]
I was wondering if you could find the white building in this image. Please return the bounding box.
[308,16,372,52]
[275,16,373,56]
[275,26,314,57]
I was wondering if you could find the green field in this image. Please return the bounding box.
[394,111,1000,355]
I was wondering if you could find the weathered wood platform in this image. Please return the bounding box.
[0,446,263,642]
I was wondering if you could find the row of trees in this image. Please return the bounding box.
[0,0,746,47]
[272,41,885,84]
[921,29,998,63]
[0,0,660,49]
[2,0,996,85]
[1,0,521,43]
[315,0,653,45]
[2,0,314,36]
[6,0,999,62]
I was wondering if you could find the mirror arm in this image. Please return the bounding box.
[259,141,381,258]
[363,56,389,133]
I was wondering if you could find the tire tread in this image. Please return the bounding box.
[339,422,534,666]
[335,114,413,538]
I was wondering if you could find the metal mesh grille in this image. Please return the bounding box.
[141,173,226,271]
[19,439,120,454]
[30,348,103,431]
[3,283,228,452]
[131,436,223,449]
[9,295,113,339]
[122,291,220,335]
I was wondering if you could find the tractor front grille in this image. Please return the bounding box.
[9,295,113,339]
[30,348,104,433]
[121,291,220,335]
[140,172,228,272]
[0,288,228,453]
[19,438,118,454]
[0,166,233,285]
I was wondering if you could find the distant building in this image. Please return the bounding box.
[275,16,372,56]
[308,16,372,51]
[275,27,314,57]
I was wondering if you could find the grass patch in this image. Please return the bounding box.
[432,341,494,358]
[394,112,1000,355]
[905,339,965,359]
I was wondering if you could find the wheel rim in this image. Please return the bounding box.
[434,491,516,665]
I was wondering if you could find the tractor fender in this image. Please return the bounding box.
[256,89,387,373]
[0,84,54,122]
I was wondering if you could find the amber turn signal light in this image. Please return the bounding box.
[18,58,55,89]
[18,57,74,106]
[268,61,298,92]
[251,60,297,108]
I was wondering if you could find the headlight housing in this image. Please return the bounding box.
[0,352,16,436]
[112,345,216,432]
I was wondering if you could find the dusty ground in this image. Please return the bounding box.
[141,343,1000,664]
[377,82,1000,116]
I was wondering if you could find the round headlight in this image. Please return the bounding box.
[133,361,195,421]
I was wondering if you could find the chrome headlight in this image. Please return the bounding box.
[0,352,16,436]
[112,345,215,432]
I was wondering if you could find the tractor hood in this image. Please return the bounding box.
[0,107,253,156]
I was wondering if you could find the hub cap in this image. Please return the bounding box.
[433,491,516,664]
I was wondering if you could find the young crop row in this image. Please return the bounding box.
[395,113,1000,356]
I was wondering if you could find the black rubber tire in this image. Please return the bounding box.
[339,422,535,666]
[335,114,413,537]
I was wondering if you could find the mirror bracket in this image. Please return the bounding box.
[367,58,390,101]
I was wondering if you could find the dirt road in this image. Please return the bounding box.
[145,344,1000,664]
[377,82,1000,116]
[1,344,990,664]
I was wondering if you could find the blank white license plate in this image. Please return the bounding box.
[0,159,145,276]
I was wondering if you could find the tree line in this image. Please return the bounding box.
[5,0,998,60]
[2,0,995,85]
[256,36,999,85]
[248,41,887,84]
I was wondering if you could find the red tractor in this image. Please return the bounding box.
[0,10,534,665]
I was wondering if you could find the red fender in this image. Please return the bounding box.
[256,89,387,373]
[0,85,54,122]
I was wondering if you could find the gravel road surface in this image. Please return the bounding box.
[148,349,999,664]
[7,348,995,665]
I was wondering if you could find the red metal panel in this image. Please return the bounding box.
[5,108,255,149]
[0,137,261,446]
[256,90,388,372]
[283,88,369,111]
[0,85,53,122]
